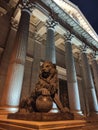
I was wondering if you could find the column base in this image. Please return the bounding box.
[88,111,98,119]
[0,106,19,115]
[71,110,85,120]
[86,112,98,122]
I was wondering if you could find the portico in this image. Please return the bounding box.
[0,0,98,120]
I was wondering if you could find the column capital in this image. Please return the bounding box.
[90,51,97,60]
[11,17,18,29]
[80,43,88,53]
[46,16,58,29]
[64,31,74,42]
[20,0,34,14]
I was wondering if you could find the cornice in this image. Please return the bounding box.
[34,0,98,51]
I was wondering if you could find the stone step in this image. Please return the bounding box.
[0,119,86,130]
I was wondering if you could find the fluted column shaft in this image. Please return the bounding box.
[81,52,98,113]
[65,33,81,113]
[91,58,98,97]
[30,35,41,92]
[0,1,33,111]
[45,17,57,64]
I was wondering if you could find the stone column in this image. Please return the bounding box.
[64,32,81,114]
[91,53,98,97]
[45,17,59,112]
[30,34,41,92]
[45,17,57,64]
[80,47,98,114]
[0,0,33,113]
[0,21,17,102]
[80,63,90,116]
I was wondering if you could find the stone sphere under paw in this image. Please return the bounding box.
[36,95,53,112]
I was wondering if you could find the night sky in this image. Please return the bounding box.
[69,0,98,35]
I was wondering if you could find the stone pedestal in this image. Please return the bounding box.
[8,112,74,121]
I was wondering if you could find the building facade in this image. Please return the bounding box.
[0,0,98,121]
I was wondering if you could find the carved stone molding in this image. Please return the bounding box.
[11,17,19,29]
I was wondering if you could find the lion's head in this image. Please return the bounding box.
[40,61,56,79]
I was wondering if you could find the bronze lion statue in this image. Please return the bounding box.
[35,61,58,96]
[20,61,69,113]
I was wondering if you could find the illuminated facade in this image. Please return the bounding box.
[0,0,98,121]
